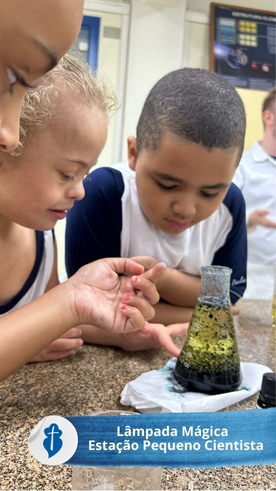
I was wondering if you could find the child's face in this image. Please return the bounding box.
[0,0,83,151]
[0,102,107,231]
[128,132,239,235]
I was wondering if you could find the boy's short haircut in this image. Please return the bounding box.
[7,51,116,157]
[136,68,246,163]
[262,87,276,114]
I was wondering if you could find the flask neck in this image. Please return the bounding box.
[200,266,231,305]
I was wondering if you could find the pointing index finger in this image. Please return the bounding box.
[141,262,166,283]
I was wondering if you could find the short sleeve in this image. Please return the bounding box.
[212,183,247,304]
[65,167,124,276]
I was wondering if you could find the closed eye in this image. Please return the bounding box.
[7,68,35,94]
[201,191,219,198]
[156,181,177,191]
[60,172,74,182]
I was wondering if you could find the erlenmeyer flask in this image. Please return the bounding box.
[174,265,241,394]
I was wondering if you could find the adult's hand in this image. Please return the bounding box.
[248,209,276,228]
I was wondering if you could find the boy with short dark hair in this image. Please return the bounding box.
[66,68,247,350]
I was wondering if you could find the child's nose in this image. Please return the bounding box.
[172,193,196,217]
[0,94,21,152]
[67,181,85,201]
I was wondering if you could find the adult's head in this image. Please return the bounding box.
[136,68,246,165]
[0,0,84,152]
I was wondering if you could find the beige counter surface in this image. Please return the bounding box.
[0,299,275,490]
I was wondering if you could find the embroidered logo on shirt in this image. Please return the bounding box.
[232,276,246,285]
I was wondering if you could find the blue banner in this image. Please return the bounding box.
[65,409,276,468]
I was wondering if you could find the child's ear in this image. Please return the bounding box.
[127,136,138,170]
[263,109,274,128]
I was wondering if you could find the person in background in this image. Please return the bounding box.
[233,87,276,299]
[66,68,247,351]
[0,4,165,382]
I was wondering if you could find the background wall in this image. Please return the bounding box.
[79,0,275,160]
[82,8,123,166]
[186,0,274,14]
[121,0,187,159]
[123,0,274,156]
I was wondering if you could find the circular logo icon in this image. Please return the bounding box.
[28,415,78,465]
[226,48,248,69]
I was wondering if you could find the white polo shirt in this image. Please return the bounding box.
[66,163,247,304]
[233,141,276,298]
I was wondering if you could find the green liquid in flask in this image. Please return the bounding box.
[174,266,241,394]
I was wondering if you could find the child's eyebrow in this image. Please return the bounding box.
[32,38,58,71]
[152,171,183,183]
[202,183,229,190]
[152,171,228,189]
[17,30,58,72]
[67,159,90,170]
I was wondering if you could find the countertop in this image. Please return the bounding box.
[0,299,275,490]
